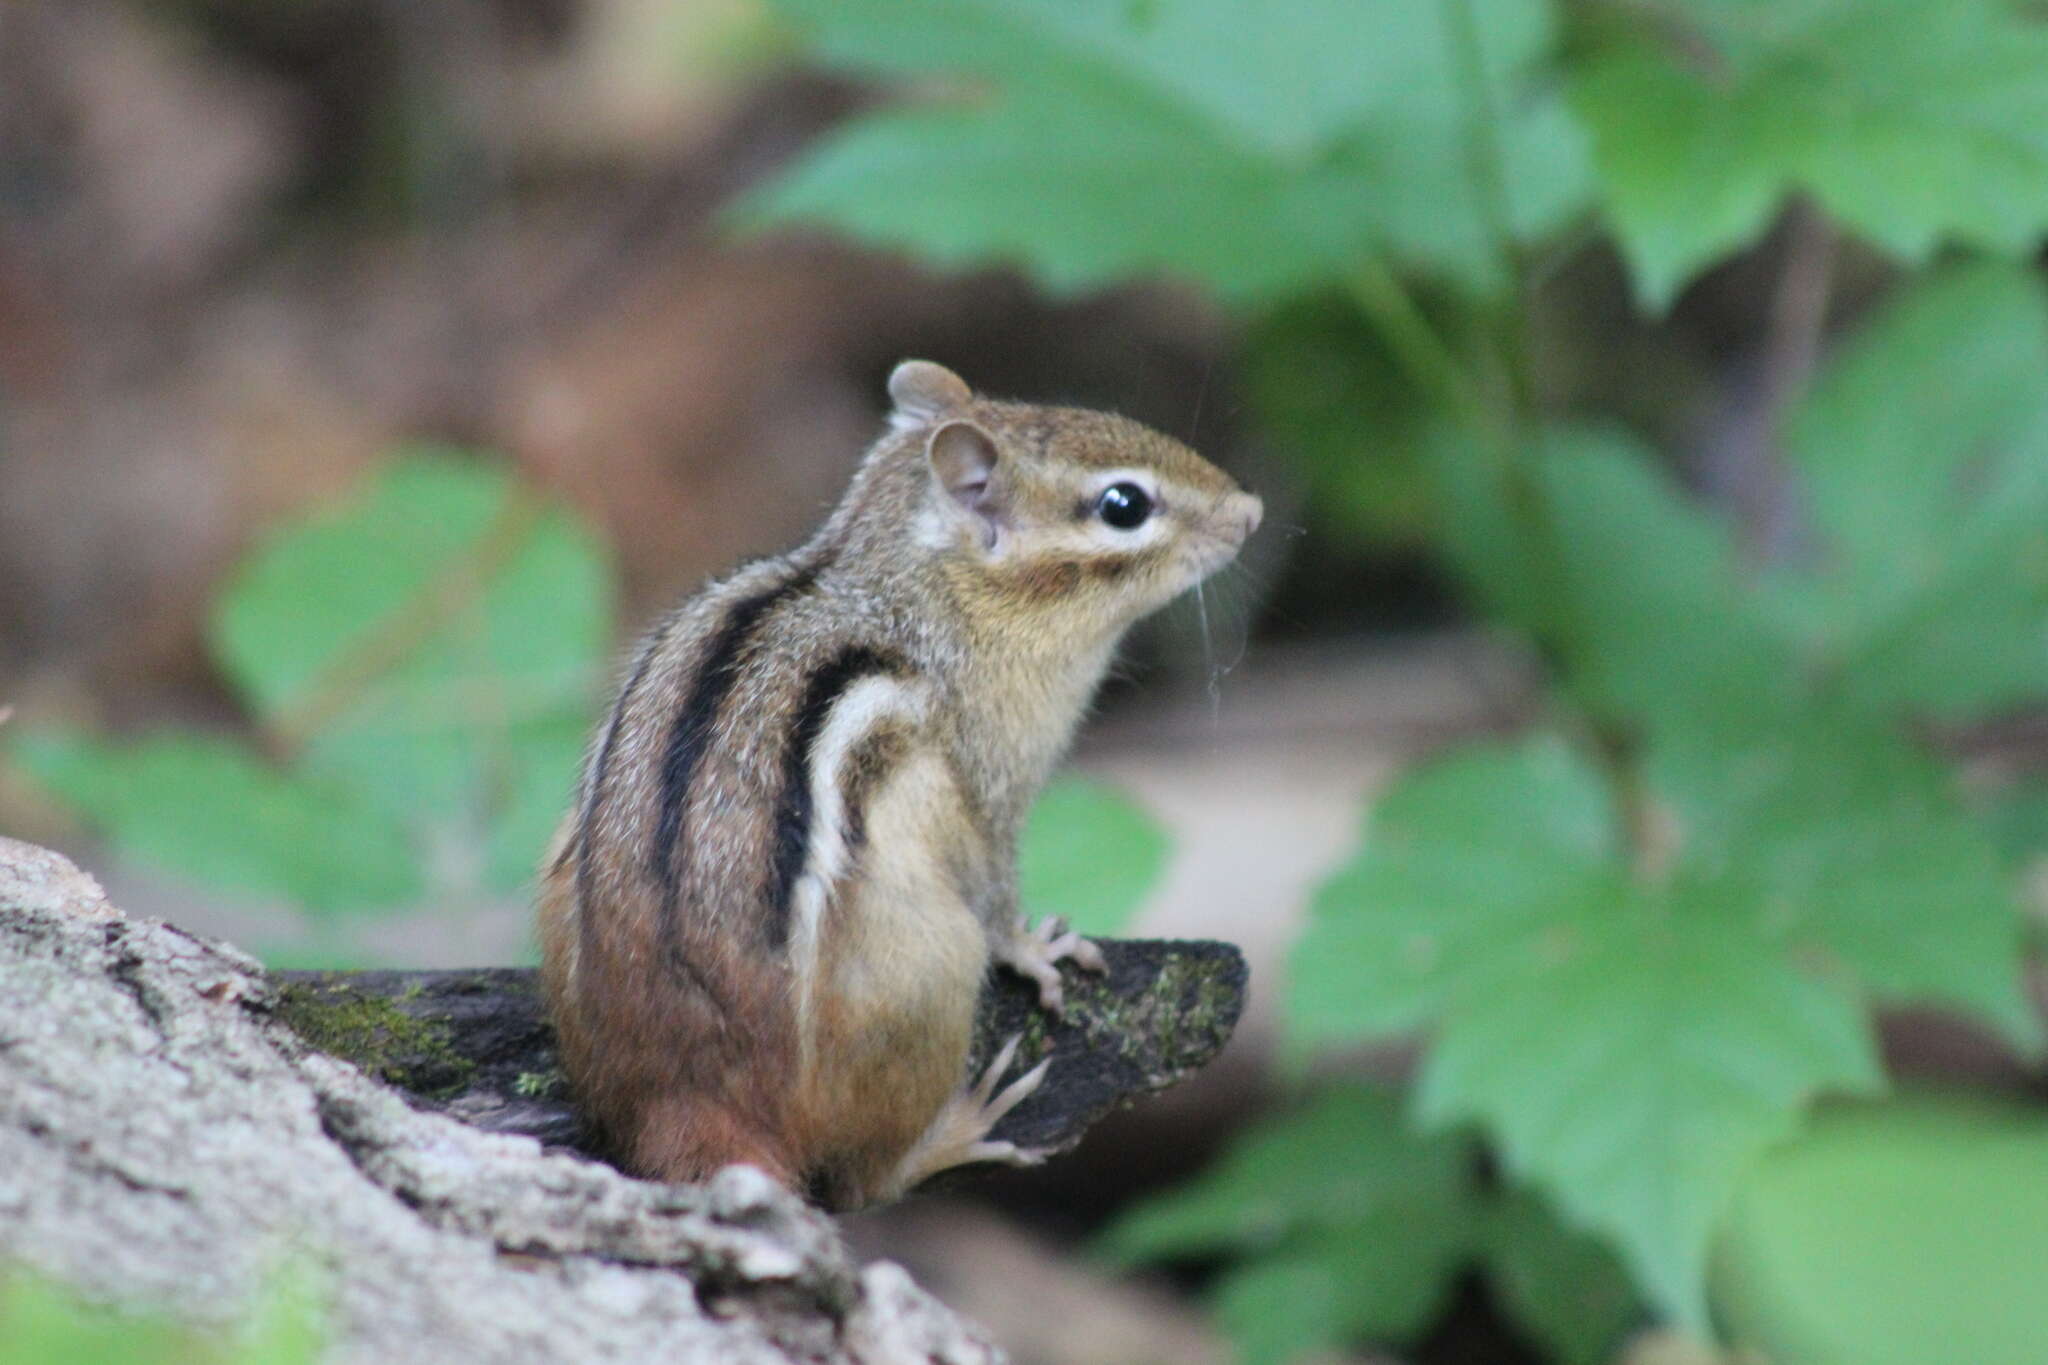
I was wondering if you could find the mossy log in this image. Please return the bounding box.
[275,939,1249,1166]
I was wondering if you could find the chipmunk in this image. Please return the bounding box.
[537,360,1260,1210]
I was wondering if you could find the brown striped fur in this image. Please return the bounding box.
[537,361,1260,1208]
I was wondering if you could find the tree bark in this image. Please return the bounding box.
[0,837,1247,1364]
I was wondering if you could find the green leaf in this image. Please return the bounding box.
[1291,736,1619,1044]
[10,730,420,914]
[1538,429,1790,733]
[1483,1191,1641,1365]
[1784,262,2048,717]
[1017,777,1168,937]
[1214,1223,1463,1365]
[1241,296,1446,545]
[1574,0,2048,307]
[1653,708,2039,1049]
[1713,1097,2048,1365]
[745,0,1591,299]
[483,717,588,898]
[224,1261,327,1365]
[1296,738,1886,1328]
[1424,426,1794,740]
[209,452,613,894]
[1983,780,2048,874]
[1101,1085,1476,1362]
[1097,1085,1476,1264]
[1208,1253,1354,1365]
[0,1273,190,1365]
[1415,872,1884,1330]
[0,1262,325,1365]
[1101,1082,1649,1362]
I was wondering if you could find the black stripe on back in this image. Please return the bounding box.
[652,564,820,916]
[765,644,910,949]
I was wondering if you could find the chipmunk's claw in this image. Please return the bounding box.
[996,915,1108,1015]
[874,1032,1051,1197]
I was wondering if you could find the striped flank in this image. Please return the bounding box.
[766,645,910,949]
[650,563,820,936]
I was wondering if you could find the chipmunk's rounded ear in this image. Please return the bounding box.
[888,360,972,426]
[926,419,1003,547]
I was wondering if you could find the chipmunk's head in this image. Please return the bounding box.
[886,360,1262,636]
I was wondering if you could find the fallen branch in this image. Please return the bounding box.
[274,939,1247,1164]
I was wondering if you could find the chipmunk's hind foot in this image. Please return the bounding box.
[868,1033,1050,1203]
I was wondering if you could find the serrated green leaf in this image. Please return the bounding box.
[1483,1191,1641,1365]
[1785,262,2048,717]
[10,730,421,914]
[1653,708,2039,1049]
[1791,262,2048,573]
[1017,777,1168,937]
[1415,875,1884,1330]
[1714,1097,2048,1365]
[1097,1085,1475,1264]
[1574,0,2048,307]
[746,0,1591,299]
[1291,736,1619,1044]
[1296,739,1889,1327]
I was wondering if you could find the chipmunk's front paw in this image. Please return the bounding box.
[996,915,1108,1015]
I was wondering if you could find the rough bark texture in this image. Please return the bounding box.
[0,837,1248,1363]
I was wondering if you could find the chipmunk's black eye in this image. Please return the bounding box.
[1096,482,1153,530]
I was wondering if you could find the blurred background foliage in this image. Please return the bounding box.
[4,1,2048,1362]
[0,1263,324,1365]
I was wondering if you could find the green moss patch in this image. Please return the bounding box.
[275,979,476,1099]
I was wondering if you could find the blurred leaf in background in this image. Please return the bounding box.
[1571,0,2048,308]
[10,453,614,961]
[741,0,1591,301]
[210,452,611,895]
[9,732,420,915]
[0,1261,324,1365]
[1714,1096,2048,1365]
[1099,1084,1639,1365]
[1240,297,1446,547]
[1293,738,1887,1328]
[1778,261,2048,718]
[1018,777,1170,937]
